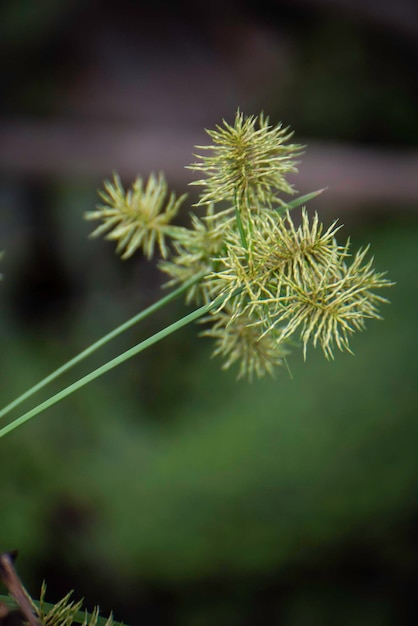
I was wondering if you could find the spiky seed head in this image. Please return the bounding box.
[159,212,230,303]
[202,306,289,381]
[85,172,186,260]
[260,245,393,359]
[32,582,115,626]
[188,110,303,208]
[202,207,393,365]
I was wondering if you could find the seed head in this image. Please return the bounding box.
[202,305,289,381]
[261,245,393,359]
[188,110,303,208]
[85,173,186,259]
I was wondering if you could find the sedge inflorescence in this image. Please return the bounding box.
[85,172,186,260]
[188,111,301,207]
[86,110,392,380]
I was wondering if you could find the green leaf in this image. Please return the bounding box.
[283,188,328,210]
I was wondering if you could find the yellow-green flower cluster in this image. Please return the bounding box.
[85,172,186,259]
[176,111,391,376]
[188,111,302,208]
[32,582,115,626]
[87,110,392,380]
[207,210,390,360]
[201,305,289,380]
[159,209,230,303]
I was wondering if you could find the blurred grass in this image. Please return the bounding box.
[1,2,417,622]
[89,215,418,580]
[0,210,417,624]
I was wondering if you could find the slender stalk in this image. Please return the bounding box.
[0,274,204,421]
[234,191,248,252]
[0,299,215,440]
[243,190,255,253]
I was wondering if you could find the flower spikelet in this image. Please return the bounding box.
[204,231,266,317]
[203,207,392,367]
[159,210,229,303]
[246,209,348,303]
[202,305,289,381]
[263,245,393,359]
[32,582,115,625]
[85,172,186,259]
[259,209,345,276]
[203,209,344,319]
[188,110,302,207]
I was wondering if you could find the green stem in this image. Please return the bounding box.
[0,298,215,440]
[234,191,248,252]
[0,274,203,421]
[243,190,254,254]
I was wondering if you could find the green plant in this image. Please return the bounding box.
[0,111,392,624]
[0,587,119,626]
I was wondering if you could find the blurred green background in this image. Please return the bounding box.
[0,1,417,625]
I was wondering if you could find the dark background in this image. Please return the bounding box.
[0,1,417,625]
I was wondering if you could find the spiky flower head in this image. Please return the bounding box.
[85,110,393,381]
[31,583,115,626]
[204,209,343,319]
[255,209,346,278]
[201,305,289,381]
[85,172,186,259]
[158,210,230,303]
[188,110,303,208]
[203,208,392,366]
[257,240,393,359]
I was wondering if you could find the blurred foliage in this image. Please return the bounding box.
[0,207,417,625]
[1,0,417,148]
[273,14,418,145]
[1,1,417,625]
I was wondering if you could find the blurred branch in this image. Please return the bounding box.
[0,552,40,626]
[0,121,417,207]
[283,0,418,39]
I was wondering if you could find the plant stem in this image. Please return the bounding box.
[0,274,203,422]
[234,191,248,252]
[0,298,215,440]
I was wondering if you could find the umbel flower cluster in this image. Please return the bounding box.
[86,111,392,380]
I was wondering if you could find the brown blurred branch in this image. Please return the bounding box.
[282,0,418,39]
[0,552,40,626]
[0,121,417,207]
